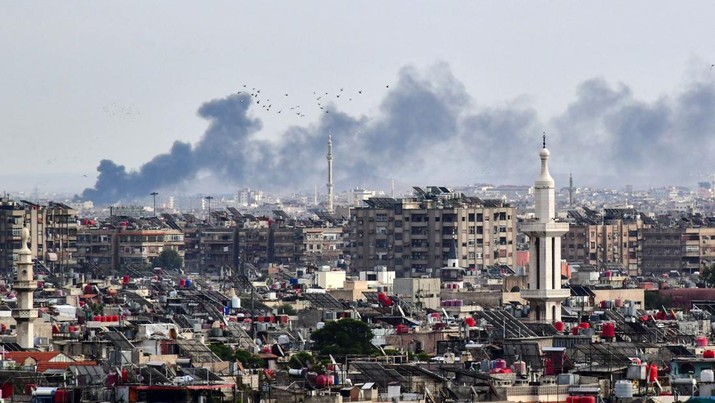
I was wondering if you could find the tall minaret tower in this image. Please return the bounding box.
[569,172,574,207]
[326,135,334,213]
[12,228,37,348]
[520,134,570,322]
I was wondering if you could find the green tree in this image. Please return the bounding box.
[288,351,316,369]
[153,249,183,270]
[276,303,297,315]
[644,290,673,310]
[310,318,374,357]
[209,344,234,361]
[234,349,264,368]
[702,264,715,287]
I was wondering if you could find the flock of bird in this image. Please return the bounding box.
[237,83,390,117]
[102,102,142,119]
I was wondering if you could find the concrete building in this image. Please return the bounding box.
[45,202,79,273]
[0,199,78,275]
[314,269,346,290]
[641,226,715,277]
[393,277,441,310]
[520,137,570,322]
[302,227,344,267]
[562,208,653,276]
[0,199,29,274]
[199,228,238,272]
[348,187,517,277]
[76,226,184,270]
[358,266,396,289]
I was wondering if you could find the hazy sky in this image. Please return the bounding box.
[2,2,715,198]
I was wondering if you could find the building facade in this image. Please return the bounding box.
[0,199,78,275]
[641,226,715,277]
[562,208,652,276]
[76,227,184,270]
[348,188,517,277]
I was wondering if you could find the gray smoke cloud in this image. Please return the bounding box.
[81,63,715,204]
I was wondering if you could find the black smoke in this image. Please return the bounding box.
[82,63,715,204]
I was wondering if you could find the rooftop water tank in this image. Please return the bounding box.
[703,369,715,383]
[615,380,634,398]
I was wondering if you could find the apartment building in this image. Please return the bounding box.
[0,199,26,274]
[348,187,517,277]
[268,227,300,264]
[562,208,653,276]
[0,199,78,275]
[199,228,238,271]
[641,226,715,277]
[302,227,344,267]
[76,218,184,270]
[45,202,79,272]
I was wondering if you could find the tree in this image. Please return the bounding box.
[276,303,296,315]
[310,318,374,357]
[153,249,183,270]
[209,344,234,361]
[702,264,715,287]
[234,349,264,368]
[288,351,316,369]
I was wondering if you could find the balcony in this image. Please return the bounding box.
[11,308,38,319]
[520,289,570,301]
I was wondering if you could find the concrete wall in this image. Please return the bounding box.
[394,278,441,310]
[592,288,645,308]
[385,329,460,355]
[316,271,347,290]
[439,290,504,308]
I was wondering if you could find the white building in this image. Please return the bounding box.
[358,266,396,290]
[314,269,347,290]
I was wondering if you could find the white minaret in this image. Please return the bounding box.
[446,237,459,268]
[326,135,334,213]
[520,134,570,322]
[12,228,37,348]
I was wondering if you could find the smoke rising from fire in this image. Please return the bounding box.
[82,63,715,204]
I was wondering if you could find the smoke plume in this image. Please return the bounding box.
[82,63,715,204]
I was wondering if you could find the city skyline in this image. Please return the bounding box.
[3,2,715,200]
